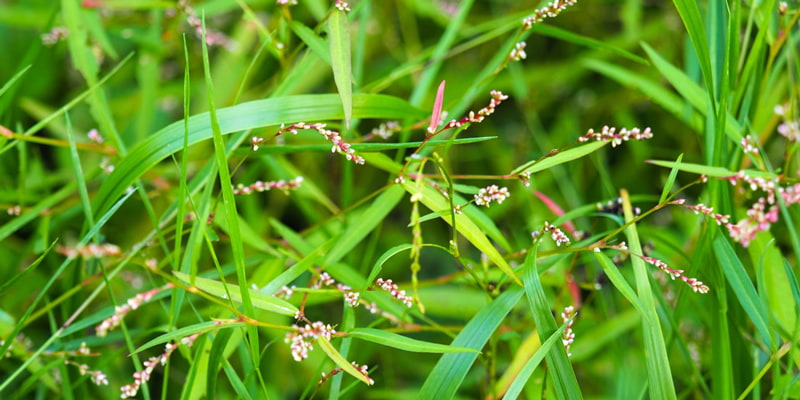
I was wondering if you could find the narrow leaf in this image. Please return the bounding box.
[348,328,479,354]
[329,8,353,128]
[317,337,373,385]
[173,271,298,316]
[511,141,607,175]
[419,287,524,398]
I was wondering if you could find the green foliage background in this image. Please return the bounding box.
[1,0,799,399]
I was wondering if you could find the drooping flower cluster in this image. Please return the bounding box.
[639,254,709,293]
[440,91,509,131]
[64,360,109,386]
[120,333,200,399]
[319,361,374,386]
[261,122,365,164]
[7,205,21,216]
[41,26,69,46]
[96,285,173,338]
[775,103,799,142]
[578,126,653,148]
[367,121,401,140]
[335,1,351,11]
[509,42,527,61]
[474,185,510,207]
[374,278,414,308]
[522,0,578,30]
[740,135,760,155]
[284,321,336,362]
[57,243,122,259]
[176,0,236,51]
[601,241,709,293]
[674,171,800,247]
[233,176,303,195]
[542,221,571,246]
[560,306,576,357]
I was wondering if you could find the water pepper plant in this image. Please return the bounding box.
[1,0,799,399]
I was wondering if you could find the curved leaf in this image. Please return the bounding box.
[173,271,298,316]
[329,9,353,128]
[93,94,426,215]
[348,328,479,354]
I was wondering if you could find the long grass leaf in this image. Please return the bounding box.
[347,328,479,353]
[522,247,582,399]
[620,190,677,400]
[418,286,524,398]
[329,8,353,128]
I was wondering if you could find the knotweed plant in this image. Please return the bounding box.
[2,0,798,399]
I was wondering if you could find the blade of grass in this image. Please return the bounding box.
[502,324,568,400]
[418,286,524,398]
[200,17,261,394]
[620,189,677,400]
[347,328,479,353]
[522,245,582,399]
[92,93,425,215]
[329,7,353,128]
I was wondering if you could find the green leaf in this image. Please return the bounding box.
[522,248,583,399]
[290,21,331,64]
[502,323,568,400]
[173,271,298,316]
[329,9,353,128]
[132,321,242,355]
[419,286,523,398]
[659,153,683,204]
[400,180,521,286]
[348,328,480,354]
[713,235,774,348]
[92,94,426,215]
[317,337,373,385]
[647,160,773,179]
[620,191,676,400]
[593,251,647,316]
[511,141,607,175]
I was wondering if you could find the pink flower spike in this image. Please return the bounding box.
[428,81,446,134]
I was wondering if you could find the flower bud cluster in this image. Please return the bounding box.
[578,126,653,148]
[367,121,401,140]
[542,221,571,246]
[276,0,297,5]
[560,306,576,357]
[740,135,760,155]
[58,243,122,259]
[64,359,109,386]
[271,122,365,164]
[374,278,413,308]
[177,0,236,51]
[676,171,800,247]
[522,0,577,30]
[775,103,799,142]
[440,91,509,131]
[474,185,510,207]
[638,255,709,293]
[42,26,69,46]
[284,321,336,361]
[233,176,303,195]
[510,42,527,61]
[96,285,172,338]
[120,333,200,399]
[335,0,351,11]
[7,205,21,216]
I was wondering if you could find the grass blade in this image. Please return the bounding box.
[329,7,353,128]
[418,286,524,398]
